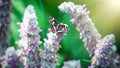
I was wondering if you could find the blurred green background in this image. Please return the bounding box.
[10,0,120,68]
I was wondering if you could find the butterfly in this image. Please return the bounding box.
[49,16,69,36]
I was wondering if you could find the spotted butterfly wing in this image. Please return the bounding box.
[56,23,68,36]
[49,16,59,32]
[49,16,68,36]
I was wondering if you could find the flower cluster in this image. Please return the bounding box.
[62,60,81,68]
[17,5,42,68]
[0,47,23,68]
[0,0,12,57]
[1,1,120,68]
[59,2,120,68]
[58,2,101,55]
[40,16,69,68]
[17,5,69,68]
[90,34,117,68]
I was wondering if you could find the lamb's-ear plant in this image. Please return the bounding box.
[0,0,12,57]
[62,60,81,68]
[16,4,69,68]
[40,16,69,68]
[0,47,23,68]
[89,34,120,68]
[17,5,42,68]
[59,2,120,68]
[90,34,117,68]
[58,2,101,55]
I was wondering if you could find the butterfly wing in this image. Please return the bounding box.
[49,16,59,32]
[57,24,68,36]
[49,16,69,36]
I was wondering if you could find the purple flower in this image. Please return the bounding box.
[29,25,35,31]
[101,58,105,63]
[9,58,17,68]
[90,34,117,67]
[31,41,36,46]
[106,43,111,49]
[28,48,34,54]
[0,47,24,68]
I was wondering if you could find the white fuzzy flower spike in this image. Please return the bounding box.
[40,16,69,68]
[58,2,101,55]
[17,5,42,68]
[0,47,23,68]
[0,0,12,57]
[62,60,81,68]
[90,34,118,68]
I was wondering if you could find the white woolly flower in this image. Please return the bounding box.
[90,34,117,68]
[59,2,101,55]
[5,47,15,57]
[47,32,58,41]
[59,2,120,68]
[62,60,81,68]
[0,47,24,68]
[41,17,69,68]
[17,5,42,68]
[0,0,12,57]
[58,2,75,13]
